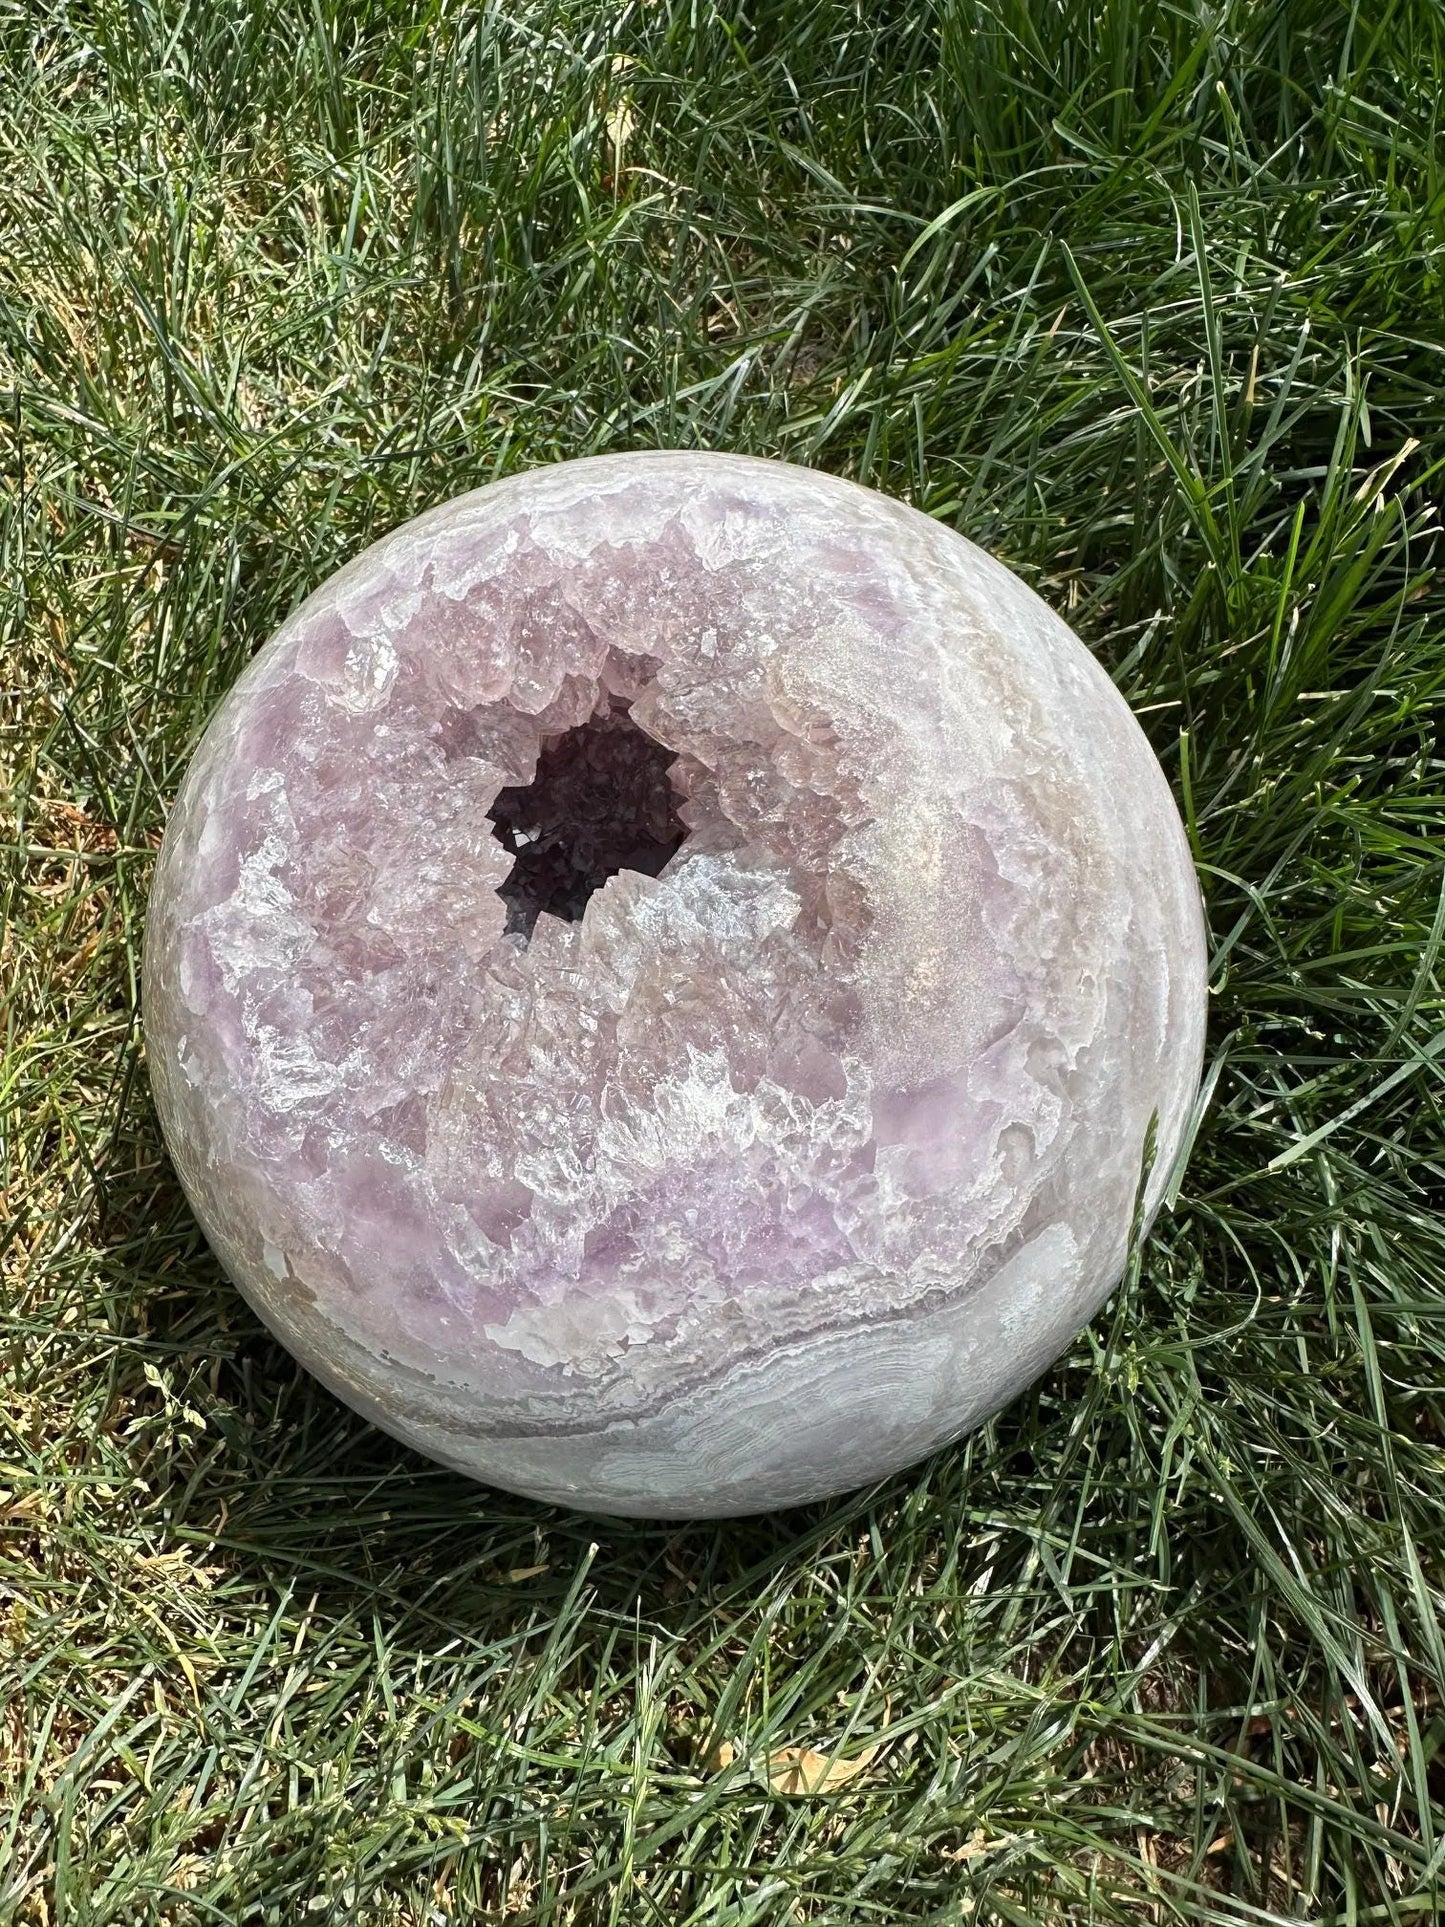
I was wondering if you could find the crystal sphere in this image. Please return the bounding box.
[144,453,1207,1517]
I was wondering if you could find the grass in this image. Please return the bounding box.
[3,0,1445,1919]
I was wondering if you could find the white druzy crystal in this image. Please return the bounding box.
[144,453,1208,1517]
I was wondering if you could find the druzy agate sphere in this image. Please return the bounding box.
[144,453,1207,1518]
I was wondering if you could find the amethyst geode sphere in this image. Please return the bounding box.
[144,453,1207,1517]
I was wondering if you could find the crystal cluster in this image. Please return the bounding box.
[144,453,1207,1517]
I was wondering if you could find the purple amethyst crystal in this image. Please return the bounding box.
[143,453,1207,1517]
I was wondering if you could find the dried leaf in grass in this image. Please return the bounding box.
[942,1828,994,1863]
[763,1739,881,1795]
[702,1734,881,1792]
[603,56,636,172]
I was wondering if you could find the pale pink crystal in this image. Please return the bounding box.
[144,453,1207,1516]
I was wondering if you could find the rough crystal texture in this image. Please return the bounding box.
[144,453,1208,1517]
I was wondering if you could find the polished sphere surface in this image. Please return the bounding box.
[144,453,1207,1517]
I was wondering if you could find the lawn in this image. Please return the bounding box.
[3,1,1445,1921]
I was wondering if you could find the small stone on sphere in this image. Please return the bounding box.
[144,454,1207,1518]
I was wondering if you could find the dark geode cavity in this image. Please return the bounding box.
[487,697,687,939]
